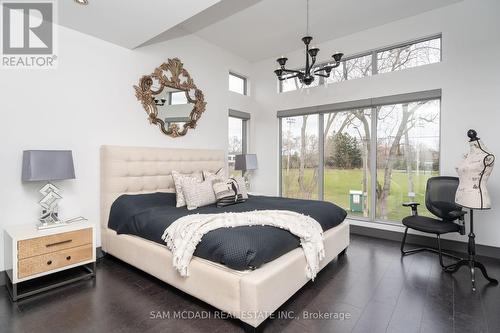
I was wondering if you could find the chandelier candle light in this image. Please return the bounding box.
[274,0,343,86]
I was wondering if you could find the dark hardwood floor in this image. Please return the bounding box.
[2,234,500,333]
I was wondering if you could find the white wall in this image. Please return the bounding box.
[250,0,500,247]
[0,25,253,271]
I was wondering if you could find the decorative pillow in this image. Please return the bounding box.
[171,170,201,208]
[212,181,236,200]
[181,178,216,210]
[204,169,248,199]
[232,176,248,199]
[212,178,247,207]
[202,168,225,182]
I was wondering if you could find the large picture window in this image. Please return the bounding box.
[281,115,319,199]
[323,109,371,218]
[279,91,440,223]
[376,100,440,221]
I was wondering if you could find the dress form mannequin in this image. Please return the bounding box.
[446,129,497,291]
[455,129,495,209]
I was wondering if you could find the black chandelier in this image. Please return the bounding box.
[274,0,343,86]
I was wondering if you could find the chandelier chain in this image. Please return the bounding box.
[273,0,343,86]
[306,0,309,36]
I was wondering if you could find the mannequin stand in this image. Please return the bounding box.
[444,209,498,291]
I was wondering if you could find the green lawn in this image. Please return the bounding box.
[282,168,437,222]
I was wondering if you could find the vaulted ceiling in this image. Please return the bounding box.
[58,0,463,61]
[58,0,221,49]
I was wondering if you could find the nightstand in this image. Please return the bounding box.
[3,221,96,301]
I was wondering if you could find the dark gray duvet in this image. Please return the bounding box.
[108,193,347,271]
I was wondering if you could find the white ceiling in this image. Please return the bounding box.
[57,0,221,49]
[57,0,462,61]
[181,0,463,62]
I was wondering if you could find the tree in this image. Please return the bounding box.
[326,132,362,169]
[324,110,370,217]
[377,40,440,73]
[297,115,318,199]
[403,114,414,199]
[228,136,242,155]
[377,102,437,219]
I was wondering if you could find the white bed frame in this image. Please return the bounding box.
[100,145,349,328]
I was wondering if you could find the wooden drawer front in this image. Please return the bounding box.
[18,244,93,279]
[18,228,92,259]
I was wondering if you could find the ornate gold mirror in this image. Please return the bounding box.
[134,58,206,137]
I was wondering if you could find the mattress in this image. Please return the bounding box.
[108,193,347,271]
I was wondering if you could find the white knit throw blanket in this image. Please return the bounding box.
[161,210,325,280]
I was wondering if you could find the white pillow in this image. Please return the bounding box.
[202,168,225,182]
[181,178,216,210]
[171,170,201,208]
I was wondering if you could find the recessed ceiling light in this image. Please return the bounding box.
[74,0,89,5]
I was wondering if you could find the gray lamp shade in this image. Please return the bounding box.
[235,154,258,171]
[22,150,75,182]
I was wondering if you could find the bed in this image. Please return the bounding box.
[100,145,350,329]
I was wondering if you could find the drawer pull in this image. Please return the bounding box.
[47,260,52,265]
[66,256,71,261]
[46,239,72,247]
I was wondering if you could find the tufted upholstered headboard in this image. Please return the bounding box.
[100,145,225,246]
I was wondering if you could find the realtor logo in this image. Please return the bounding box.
[1,1,57,68]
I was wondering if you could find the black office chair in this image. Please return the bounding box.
[401,176,466,268]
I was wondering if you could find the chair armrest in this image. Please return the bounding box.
[449,210,467,235]
[448,210,467,219]
[402,202,420,216]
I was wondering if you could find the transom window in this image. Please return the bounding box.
[229,72,248,95]
[279,35,441,93]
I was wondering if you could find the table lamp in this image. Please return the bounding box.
[22,150,75,229]
[235,154,258,189]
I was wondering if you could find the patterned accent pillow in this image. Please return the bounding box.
[171,170,201,208]
[212,181,236,200]
[203,169,248,199]
[212,177,248,207]
[231,176,248,199]
[202,168,225,182]
[181,178,216,210]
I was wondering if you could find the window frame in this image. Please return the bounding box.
[278,90,441,224]
[278,34,442,93]
[228,109,250,155]
[229,72,248,96]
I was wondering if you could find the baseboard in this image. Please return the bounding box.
[350,224,500,259]
[0,246,103,287]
